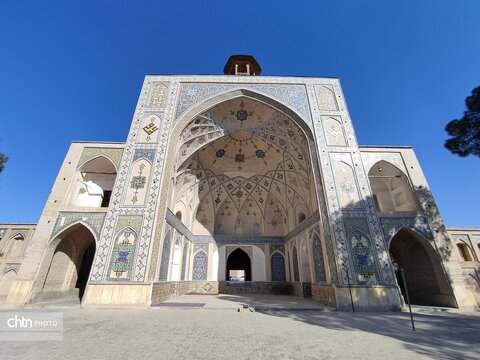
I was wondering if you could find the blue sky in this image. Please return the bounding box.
[0,1,479,226]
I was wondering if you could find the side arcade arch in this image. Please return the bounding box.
[389,228,457,307]
[368,161,418,212]
[68,156,117,208]
[37,223,97,300]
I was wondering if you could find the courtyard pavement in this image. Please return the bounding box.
[1,295,479,360]
[151,294,329,310]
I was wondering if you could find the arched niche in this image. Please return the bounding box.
[317,86,338,111]
[389,228,457,307]
[300,241,311,282]
[192,250,208,280]
[42,223,96,300]
[323,116,346,146]
[311,232,327,282]
[456,242,474,261]
[368,161,418,212]
[3,233,25,258]
[170,95,318,237]
[0,270,17,302]
[270,251,286,281]
[334,161,361,209]
[69,156,117,208]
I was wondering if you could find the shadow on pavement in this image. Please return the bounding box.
[257,308,480,360]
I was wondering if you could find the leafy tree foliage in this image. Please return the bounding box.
[0,153,7,173]
[445,86,480,157]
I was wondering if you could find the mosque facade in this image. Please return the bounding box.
[1,56,478,309]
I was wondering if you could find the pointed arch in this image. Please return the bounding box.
[317,86,338,111]
[78,155,117,173]
[9,232,25,240]
[311,231,327,282]
[271,251,286,281]
[70,155,117,208]
[173,88,314,142]
[192,250,208,280]
[2,232,26,258]
[368,160,418,212]
[389,228,456,307]
[167,91,323,239]
[39,223,96,299]
[385,226,430,249]
[50,221,99,244]
[0,269,17,300]
[456,242,474,261]
[323,116,346,146]
[334,161,361,208]
[300,239,312,282]
[226,248,251,281]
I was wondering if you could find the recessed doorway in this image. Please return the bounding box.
[226,248,251,281]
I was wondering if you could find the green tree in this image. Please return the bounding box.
[445,86,480,157]
[0,153,7,173]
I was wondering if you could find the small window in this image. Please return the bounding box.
[457,243,473,261]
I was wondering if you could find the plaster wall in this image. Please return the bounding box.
[360,146,478,308]
[5,142,123,306]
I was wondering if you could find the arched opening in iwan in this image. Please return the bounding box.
[226,248,251,281]
[389,229,456,307]
[43,224,96,300]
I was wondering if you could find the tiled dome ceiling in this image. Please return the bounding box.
[173,97,318,236]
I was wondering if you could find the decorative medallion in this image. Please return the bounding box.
[130,175,146,190]
[341,178,354,194]
[230,100,254,127]
[143,122,158,135]
[235,153,246,163]
[255,149,265,158]
[329,125,339,140]
[351,236,375,280]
